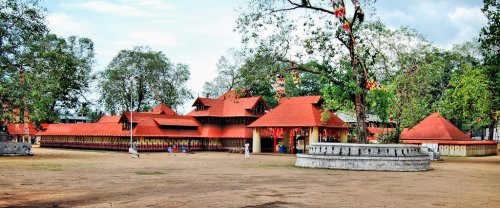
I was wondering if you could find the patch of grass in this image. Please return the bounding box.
[79,149,111,154]
[0,161,94,171]
[27,162,92,171]
[244,162,296,169]
[135,171,165,175]
[28,163,66,171]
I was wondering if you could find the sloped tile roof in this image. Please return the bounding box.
[153,118,199,127]
[248,96,348,128]
[36,123,127,136]
[147,103,177,115]
[96,115,121,123]
[402,139,497,145]
[188,96,267,117]
[400,112,471,141]
[6,123,38,135]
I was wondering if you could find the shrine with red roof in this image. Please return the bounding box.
[400,112,497,156]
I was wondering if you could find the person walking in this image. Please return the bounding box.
[244,142,250,159]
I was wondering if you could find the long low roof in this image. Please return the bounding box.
[37,103,258,138]
[402,140,497,145]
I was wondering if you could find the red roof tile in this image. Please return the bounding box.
[154,118,198,127]
[278,96,322,105]
[36,123,127,136]
[400,112,471,141]
[248,96,348,128]
[6,123,38,135]
[188,96,268,117]
[96,115,121,123]
[148,103,177,115]
[402,139,497,145]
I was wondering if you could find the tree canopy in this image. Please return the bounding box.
[99,47,192,115]
[1,0,95,124]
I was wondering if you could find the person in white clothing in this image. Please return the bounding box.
[244,143,250,158]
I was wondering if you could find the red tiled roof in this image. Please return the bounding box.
[400,112,470,141]
[36,123,127,136]
[367,127,395,141]
[38,109,202,138]
[147,103,177,115]
[154,118,198,127]
[121,112,202,137]
[248,96,348,128]
[6,123,38,135]
[188,96,268,117]
[278,96,322,105]
[402,139,497,145]
[97,115,121,123]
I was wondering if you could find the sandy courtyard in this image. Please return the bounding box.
[1,146,499,208]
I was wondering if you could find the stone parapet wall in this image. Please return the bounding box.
[308,143,425,157]
[0,142,33,156]
[296,143,431,171]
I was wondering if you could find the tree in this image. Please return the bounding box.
[441,65,492,135]
[26,34,95,123]
[237,0,429,143]
[479,0,499,140]
[99,47,192,114]
[0,0,47,122]
[1,1,95,124]
[202,49,245,98]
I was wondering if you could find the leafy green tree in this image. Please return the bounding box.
[479,0,499,140]
[236,1,437,142]
[0,0,47,122]
[441,65,492,133]
[99,47,192,114]
[202,49,245,98]
[1,1,95,123]
[26,34,96,123]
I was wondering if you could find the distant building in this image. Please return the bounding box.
[400,112,497,156]
[336,112,394,128]
[37,90,272,151]
[59,114,89,123]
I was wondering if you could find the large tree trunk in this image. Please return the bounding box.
[488,119,496,141]
[350,37,367,144]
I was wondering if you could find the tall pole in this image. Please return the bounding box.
[130,77,133,151]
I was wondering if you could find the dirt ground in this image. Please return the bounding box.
[1,146,499,208]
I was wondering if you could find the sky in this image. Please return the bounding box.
[42,0,487,114]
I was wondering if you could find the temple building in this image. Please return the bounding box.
[37,90,271,151]
[400,112,497,156]
[187,90,270,150]
[248,96,349,153]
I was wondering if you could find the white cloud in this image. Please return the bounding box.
[65,1,148,16]
[137,0,174,10]
[447,6,487,48]
[46,12,90,37]
[449,6,485,27]
[125,31,178,47]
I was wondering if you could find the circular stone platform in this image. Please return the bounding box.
[295,143,431,171]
